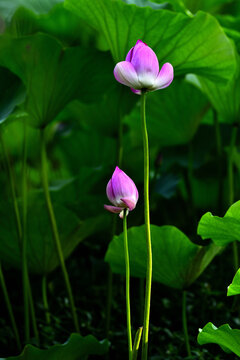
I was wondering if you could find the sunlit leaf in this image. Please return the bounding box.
[228,268,240,296]
[198,200,240,246]
[198,322,240,356]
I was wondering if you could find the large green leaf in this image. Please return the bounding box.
[0,198,107,274]
[8,4,95,46]
[105,224,219,289]
[124,78,208,146]
[0,334,108,359]
[198,322,240,356]
[198,200,240,246]
[65,0,236,82]
[0,33,113,128]
[228,268,240,296]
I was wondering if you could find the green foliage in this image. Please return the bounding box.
[0,197,107,274]
[198,200,240,246]
[198,322,240,356]
[0,33,113,128]
[0,334,109,359]
[65,0,237,82]
[105,224,220,289]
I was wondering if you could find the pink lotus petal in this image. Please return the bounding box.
[111,166,138,207]
[106,179,115,205]
[104,205,123,214]
[121,197,136,211]
[125,40,144,62]
[130,42,159,88]
[114,61,140,89]
[131,88,141,95]
[153,63,174,90]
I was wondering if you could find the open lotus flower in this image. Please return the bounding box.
[114,40,173,94]
[104,166,139,218]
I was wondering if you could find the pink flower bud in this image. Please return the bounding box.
[104,166,139,218]
[114,40,173,95]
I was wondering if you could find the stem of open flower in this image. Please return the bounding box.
[141,92,152,360]
[123,208,132,360]
[40,128,80,333]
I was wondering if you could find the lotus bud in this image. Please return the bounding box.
[104,166,139,219]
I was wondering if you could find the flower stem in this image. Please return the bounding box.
[42,275,51,325]
[0,262,21,351]
[40,128,80,333]
[182,290,191,357]
[141,92,152,360]
[123,209,132,360]
[22,122,30,342]
[213,111,223,214]
[228,125,239,271]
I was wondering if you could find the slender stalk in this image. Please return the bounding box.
[123,210,132,360]
[228,125,239,271]
[182,290,191,357]
[22,123,30,342]
[132,327,143,360]
[141,92,152,360]
[42,275,51,325]
[40,128,80,333]
[0,262,21,351]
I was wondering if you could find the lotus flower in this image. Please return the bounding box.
[114,40,173,94]
[104,166,139,218]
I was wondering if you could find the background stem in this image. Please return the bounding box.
[22,122,30,342]
[123,210,132,360]
[141,92,152,360]
[228,125,239,271]
[42,275,51,325]
[0,262,21,351]
[182,290,191,357]
[40,128,80,333]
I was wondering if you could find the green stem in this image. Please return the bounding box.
[0,262,21,351]
[228,126,239,271]
[42,275,50,325]
[123,210,132,360]
[40,128,80,333]
[141,92,152,360]
[182,290,191,357]
[22,123,30,342]
[132,327,143,360]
